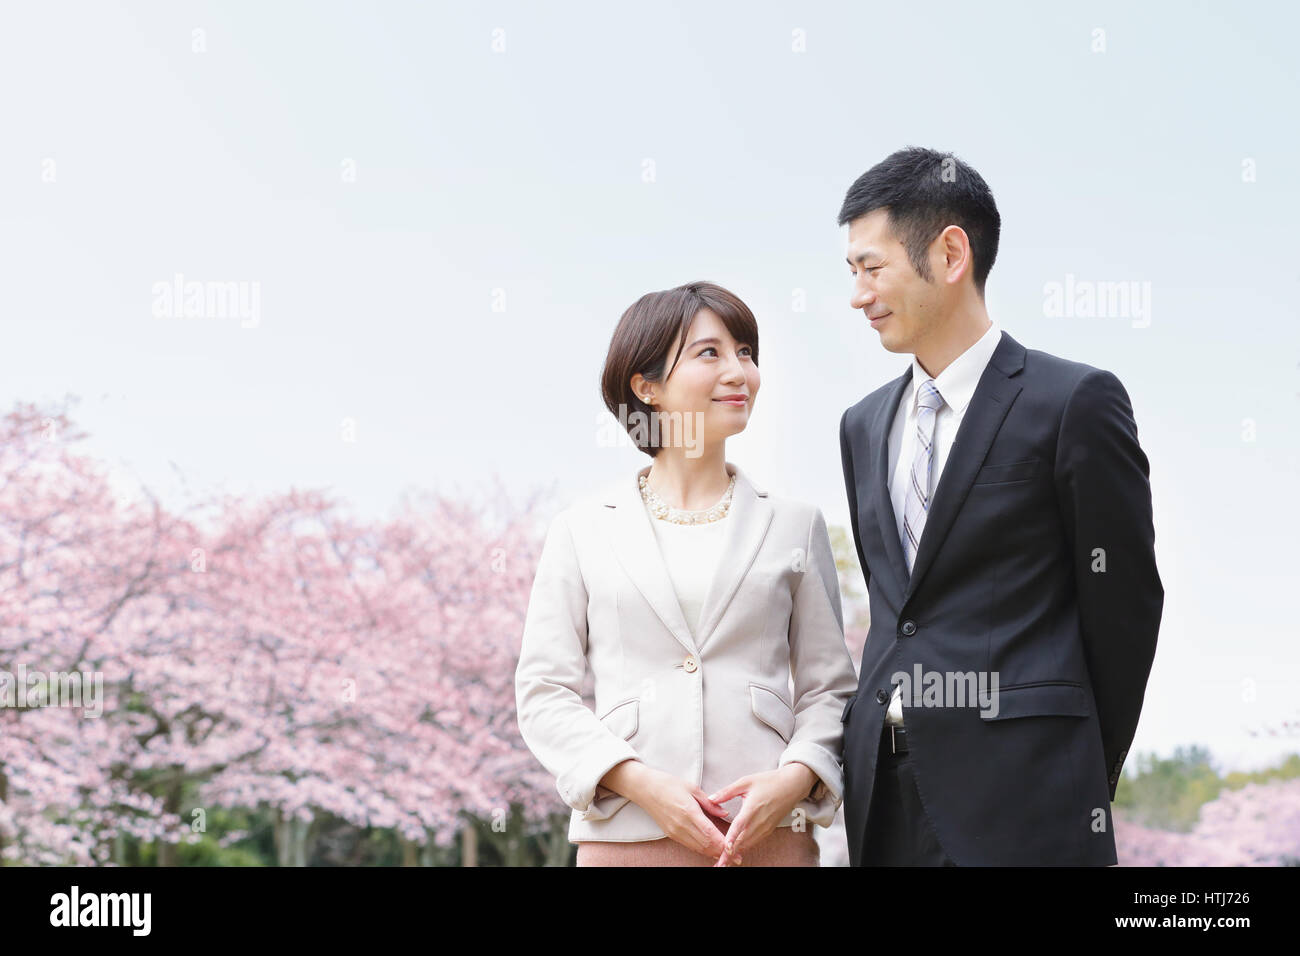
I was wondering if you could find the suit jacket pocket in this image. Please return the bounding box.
[750,683,795,743]
[597,697,639,740]
[979,681,1091,721]
[972,457,1040,485]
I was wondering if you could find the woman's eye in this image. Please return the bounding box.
[700,347,717,357]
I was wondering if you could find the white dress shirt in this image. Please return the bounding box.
[885,321,1002,726]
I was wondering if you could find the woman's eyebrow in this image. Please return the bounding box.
[685,337,722,349]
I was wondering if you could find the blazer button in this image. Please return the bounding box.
[683,656,698,673]
[900,620,917,636]
[875,689,889,704]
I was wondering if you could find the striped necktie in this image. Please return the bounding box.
[902,379,946,574]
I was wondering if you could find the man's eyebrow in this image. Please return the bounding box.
[846,249,881,266]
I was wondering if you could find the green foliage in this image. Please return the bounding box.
[1114,745,1222,831]
[172,834,265,867]
[1115,746,1299,832]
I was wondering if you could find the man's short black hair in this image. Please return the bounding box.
[837,146,1001,296]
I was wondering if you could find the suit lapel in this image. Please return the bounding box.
[605,462,772,657]
[871,371,914,599]
[873,330,1027,603]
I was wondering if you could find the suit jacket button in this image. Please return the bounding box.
[900,620,917,636]
[876,689,889,704]
[683,656,698,673]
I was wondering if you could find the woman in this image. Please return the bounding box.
[514,280,858,866]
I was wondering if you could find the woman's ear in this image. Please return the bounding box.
[630,373,654,406]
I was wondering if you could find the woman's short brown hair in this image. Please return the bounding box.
[600,280,759,458]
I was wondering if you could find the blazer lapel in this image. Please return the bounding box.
[902,330,1026,602]
[607,468,697,656]
[604,462,773,658]
[871,370,914,599]
[693,464,772,650]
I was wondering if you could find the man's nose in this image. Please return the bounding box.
[850,281,875,310]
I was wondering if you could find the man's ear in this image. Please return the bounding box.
[939,225,972,287]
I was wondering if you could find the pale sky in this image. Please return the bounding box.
[1,0,1297,773]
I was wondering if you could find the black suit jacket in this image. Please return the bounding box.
[839,329,1162,866]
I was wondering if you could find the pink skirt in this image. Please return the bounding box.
[575,819,820,867]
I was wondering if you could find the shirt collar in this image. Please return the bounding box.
[909,321,1002,415]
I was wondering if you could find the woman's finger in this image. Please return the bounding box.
[693,792,731,820]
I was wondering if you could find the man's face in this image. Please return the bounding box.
[845,208,942,355]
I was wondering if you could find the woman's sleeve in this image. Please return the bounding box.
[779,506,859,825]
[514,511,641,813]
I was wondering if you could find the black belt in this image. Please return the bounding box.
[881,722,909,754]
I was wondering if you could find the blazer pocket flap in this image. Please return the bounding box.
[750,683,795,743]
[841,693,858,723]
[597,698,639,739]
[980,682,1090,721]
[973,457,1040,485]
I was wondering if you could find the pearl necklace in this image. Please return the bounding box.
[639,473,736,524]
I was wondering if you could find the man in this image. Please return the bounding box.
[836,147,1162,866]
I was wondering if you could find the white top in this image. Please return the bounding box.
[884,321,1002,725]
[643,502,731,638]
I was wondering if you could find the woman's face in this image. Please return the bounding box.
[636,307,759,451]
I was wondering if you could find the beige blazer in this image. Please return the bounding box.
[514,461,858,843]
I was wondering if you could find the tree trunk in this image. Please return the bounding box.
[502,807,524,867]
[157,778,182,866]
[292,816,309,866]
[0,765,7,860]
[461,823,478,867]
[274,808,292,865]
[545,813,571,866]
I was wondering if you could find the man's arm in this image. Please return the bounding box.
[1054,369,1164,800]
[840,407,871,597]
